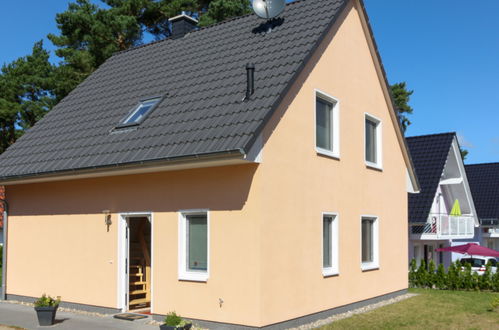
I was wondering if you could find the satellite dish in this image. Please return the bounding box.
[252,0,286,20]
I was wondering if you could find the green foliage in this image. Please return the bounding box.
[460,147,469,161]
[492,270,499,292]
[435,263,446,289]
[479,262,493,290]
[408,259,499,292]
[427,259,436,288]
[390,82,413,133]
[415,260,428,288]
[461,262,473,290]
[488,297,499,312]
[408,258,418,288]
[0,41,56,153]
[164,311,182,326]
[199,0,251,26]
[0,245,2,268]
[34,294,61,307]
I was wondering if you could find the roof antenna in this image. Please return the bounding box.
[252,0,286,33]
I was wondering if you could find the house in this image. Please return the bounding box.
[0,0,419,328]
[465,163,499,251]
[406,133,478,268]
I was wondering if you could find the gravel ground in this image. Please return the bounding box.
[288,293,418,330]
[0,299,108,318]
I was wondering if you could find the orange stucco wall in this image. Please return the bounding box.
[5,1,408,327]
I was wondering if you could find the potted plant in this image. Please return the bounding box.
[160,311,192,330]
[34,294,61,326]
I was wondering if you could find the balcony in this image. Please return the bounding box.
[410,213,475,240]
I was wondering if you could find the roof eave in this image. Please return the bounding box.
[0,149,247,186]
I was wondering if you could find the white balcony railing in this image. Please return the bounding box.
[410,213,475,239]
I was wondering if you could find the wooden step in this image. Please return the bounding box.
[129,281,146,285]
[129,272,143,276]
[129,289,147,295]
[129,297,149,306]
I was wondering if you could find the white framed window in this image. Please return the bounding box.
[178,209,209,282]
[322,212,339,276]
[361,216,379,271]
[364,113,382,169]
[315,90,340,159]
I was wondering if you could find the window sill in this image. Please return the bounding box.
[316,148,340,160]
[365,161,383,171]
[322,268,339,277]
[178,271,209,282]
[361,263,379,272]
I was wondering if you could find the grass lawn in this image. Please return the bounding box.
[320,289,499,330]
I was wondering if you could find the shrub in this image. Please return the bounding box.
[446,261,460,290]
[479,262,493,290]
[435,263,446,289]
[427,260,436,288]
[462,262,473,290]
[34,294,60,307]
[416,260,428,288]
[409,259,418,288]
[164,311,182,327]
[488,297,499,312]
[492,270,499,292]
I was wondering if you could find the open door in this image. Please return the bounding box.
[121,216,151,312]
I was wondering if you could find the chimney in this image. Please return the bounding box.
[245,63,255,101]
[169,12,198,39]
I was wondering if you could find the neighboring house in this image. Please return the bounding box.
[0,0,419,328]
[407,133,478,268]
[465,163,499,251]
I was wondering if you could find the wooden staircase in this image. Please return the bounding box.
[128,221,151,310]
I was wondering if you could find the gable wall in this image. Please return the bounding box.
[256,1,409,324]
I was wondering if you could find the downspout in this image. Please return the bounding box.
[1,198,7,300]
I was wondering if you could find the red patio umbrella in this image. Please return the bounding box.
[436,243,499,257]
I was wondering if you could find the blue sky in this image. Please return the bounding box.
[1,0,498,164]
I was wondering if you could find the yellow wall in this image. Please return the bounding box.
[5,1,408,327]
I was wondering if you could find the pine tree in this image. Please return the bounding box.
[390,82,413,133]
[0,41,55,152]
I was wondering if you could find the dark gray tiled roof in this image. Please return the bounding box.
[465,163,499,221]
[406,133,455,223]
[0,0,348,180]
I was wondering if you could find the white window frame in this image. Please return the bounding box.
[178,209,210,282]
[360,215,379,271]
[364,113,383,170]
[315,89,340,159]
[322,212,340,277]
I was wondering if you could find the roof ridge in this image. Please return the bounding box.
[465,162,499,167]
[406,132,456,140]
[115,0,306,56]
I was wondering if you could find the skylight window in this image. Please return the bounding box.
[118,98,160,127]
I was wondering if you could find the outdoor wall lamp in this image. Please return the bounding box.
[103,210,112,231]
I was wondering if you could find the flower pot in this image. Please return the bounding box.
[34,305,58,326]
[159,326,181,330]
[159,324,192,330]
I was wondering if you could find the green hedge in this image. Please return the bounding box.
[409,259,499,291]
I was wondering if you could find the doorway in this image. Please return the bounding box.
[121,215,151,312]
